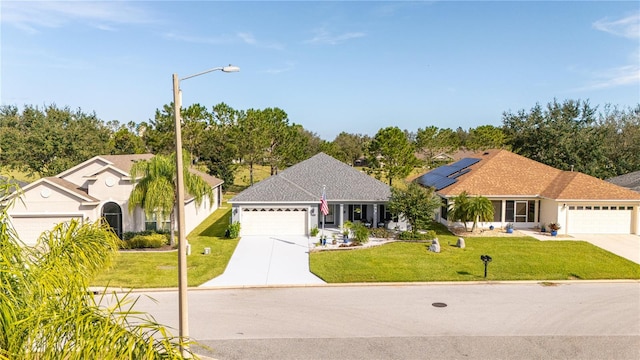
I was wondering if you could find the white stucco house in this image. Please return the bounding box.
[2,154,223,245]
[417,149,640,235]
[229,153,402,236]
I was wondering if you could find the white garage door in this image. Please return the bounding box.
[241,208,307,236]
[9,216,82,246]
[566,206,632,234]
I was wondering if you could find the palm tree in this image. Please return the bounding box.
[128,152,214,246]
[448,191,472,231]
[467,195,494,232]
[0,179,194,359]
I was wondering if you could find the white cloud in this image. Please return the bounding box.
[236,32,283,50]
[164,32,235,45]
[264,61,296,74]
[593,12,640,39]
[305,28,365,45]
[575,63,640,91]
[1,1,154,33]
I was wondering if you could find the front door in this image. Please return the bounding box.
[102,202,123,238]
[325,204,335,224]
[515,201,528,223]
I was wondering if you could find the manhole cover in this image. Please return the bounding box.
[432,302,447,308]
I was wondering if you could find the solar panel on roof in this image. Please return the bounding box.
[451,168,471,178]
[417,157,480,190]
[417,173,458,190]
[450,157,480,170]
[429,165,458,177]
[432,177,457,190]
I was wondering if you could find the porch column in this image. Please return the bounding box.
[339,203,344,229]
[373,204,378,228]
[501,200,506,224]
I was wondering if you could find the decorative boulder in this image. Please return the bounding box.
[456,237,465,249]
[428,238,440,253]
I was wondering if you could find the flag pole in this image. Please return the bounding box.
[321,185,326,240]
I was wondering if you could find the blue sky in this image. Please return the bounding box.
[2,1,639,140]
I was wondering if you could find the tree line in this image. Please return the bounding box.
[1,99,638,187]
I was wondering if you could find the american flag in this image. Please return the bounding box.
[320,190,329,216]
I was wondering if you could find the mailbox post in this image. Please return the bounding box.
[480,255,492,278]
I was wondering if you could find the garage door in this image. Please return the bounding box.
[9,216,82,246]
[566,205,632,234]
[241,208,308,236]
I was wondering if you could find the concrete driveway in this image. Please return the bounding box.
[569,234,640,264]
[200,235,325,287]
[519,230,639,264]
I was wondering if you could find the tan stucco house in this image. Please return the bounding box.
[417,149,640,235]
[2,154,223,245]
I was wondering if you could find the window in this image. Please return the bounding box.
[528,201,535,222]
[593,206,600,210]
[602,206,608,210]
[505,201,514,222]
[491,200,502,222]
[569,206,575,210]
[349,204,367,221]
[506,200,535,222]
[145,212,170,231]
[440,198,448,220]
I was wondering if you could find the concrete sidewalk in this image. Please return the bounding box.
[199,235,325,287]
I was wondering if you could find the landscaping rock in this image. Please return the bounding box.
[428,238,440,253]
[457,237,465,249]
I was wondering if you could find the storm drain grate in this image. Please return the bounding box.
[431,302,447,308]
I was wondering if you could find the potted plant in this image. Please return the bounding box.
[342,227,350,242]
[505,223,514,234]
[548,223,560,236]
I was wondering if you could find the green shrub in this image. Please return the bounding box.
[310,226,319,236]
[226,221,241,239]
[122,233,167,249]
[122,230,170,242]
[345,221,369,245]
[369,227,392,239]
[398,230,436,241]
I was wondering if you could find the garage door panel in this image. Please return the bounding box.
[567,209,631,234]
[10,216,82,246]
[241,209,307,236]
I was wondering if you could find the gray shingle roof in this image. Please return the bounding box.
[607,171,640,193]
[231,153,391,203]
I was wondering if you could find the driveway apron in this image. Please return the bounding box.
[569,234,640,264]
[200,236,325,287]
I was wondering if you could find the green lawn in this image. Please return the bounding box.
[92,203,238,288]
[310,225,640,282]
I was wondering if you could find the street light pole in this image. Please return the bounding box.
[172,65,239,355]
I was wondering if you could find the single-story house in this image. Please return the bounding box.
[607,170,640,193]
[2,154,223,245]
[416,149,640,235]
[229,152,399,236]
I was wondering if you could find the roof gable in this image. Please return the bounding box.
[17,177,99,203]
[607,171,640,193]
[231,153,391,203]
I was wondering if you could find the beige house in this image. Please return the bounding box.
[3,154,223,245]
[417,149,640,235]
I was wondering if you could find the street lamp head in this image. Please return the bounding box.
[222,65,240,73]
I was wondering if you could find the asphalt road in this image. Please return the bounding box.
[125,282,640,360]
